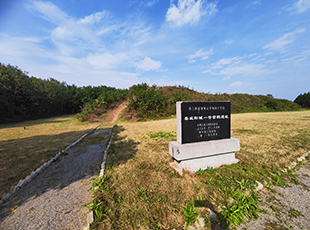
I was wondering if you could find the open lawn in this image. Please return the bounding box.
[0,115,102,198]
[89,110,310,229]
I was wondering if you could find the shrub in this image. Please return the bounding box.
[128,84,167,119]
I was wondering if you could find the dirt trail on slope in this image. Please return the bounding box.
[0,126,112,230]
[106,101,128,124]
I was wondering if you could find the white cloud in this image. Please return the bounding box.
[293,0,310,13]
[246,0,261,8]
[224,40,234,45]
[166,0,217,27]
[211,57,242,69]
[146,0,160,7]
[78,11,106,24]
[187,48,213,61]
[230,81,243,86]
[204,54,275,78]
[30,1,68,23]
[219,63,269,76]
[263,29,306,52]
[223,76,230,80]
[136,57,163,71]
[86,52,129,69]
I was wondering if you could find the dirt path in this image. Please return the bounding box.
[0,126,112,230]
[108,101,128,124]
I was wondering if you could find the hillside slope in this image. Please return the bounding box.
[120,84,301,121]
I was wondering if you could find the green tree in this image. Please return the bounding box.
[294,92,310,108]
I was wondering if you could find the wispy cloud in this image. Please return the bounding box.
[29,1,68,23]
[135,57,163,71]
[187,48,213,62]
[210,57,242,69]
[204,55,274,77]
[86,52,130,69]
[146,0,160,7]
[166,0,217,27]
[293,0,310,13]
[78,11,107,24]
[263,29,306,52]
[219,63,270,77]
[230,81,243,86]
[246,0,261,8]
[224,40,234,45]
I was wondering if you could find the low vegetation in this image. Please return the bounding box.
[88,111,310,229]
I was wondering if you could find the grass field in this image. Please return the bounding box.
[89,110,310,229]
[0,115,102,198]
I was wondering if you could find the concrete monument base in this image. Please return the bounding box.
[169,138,240,175]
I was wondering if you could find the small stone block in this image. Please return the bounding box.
[35,167,42,174]
[87,211,94,224]
[17,179,24,187]
[2,193,11,201]
[10,186,16,193]
[255,181,264,192]
[207,208,218,220]
[13,186,21,193]
[25,175,32,183]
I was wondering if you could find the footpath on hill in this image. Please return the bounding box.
[0,126,112,230]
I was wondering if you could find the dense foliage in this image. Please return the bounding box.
[0,63,126,123]
[0,63,304,123]
[294,92,310,108]
[128,83,167,119]
[122,84,302,121]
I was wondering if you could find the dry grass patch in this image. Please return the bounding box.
[0,115,103,197]
[232,111,310,169]
[89,111,310,229]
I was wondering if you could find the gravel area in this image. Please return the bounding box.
[237,160,310,230]
[0,127,112,230]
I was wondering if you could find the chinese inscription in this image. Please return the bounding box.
[180,101,231,144]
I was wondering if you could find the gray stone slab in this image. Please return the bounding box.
[169,137,240,161]
[170,152,239,174]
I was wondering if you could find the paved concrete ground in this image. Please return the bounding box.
[0,127,111,230]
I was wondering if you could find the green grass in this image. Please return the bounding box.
[288,208,303,218]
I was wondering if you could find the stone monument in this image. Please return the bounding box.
[169,101,240,175]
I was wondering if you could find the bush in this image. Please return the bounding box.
[294,92,310,108]
[128,84,167,119]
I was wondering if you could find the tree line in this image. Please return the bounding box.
[294,92,310,108]
[1,63,308,123]
[0,63,126,123]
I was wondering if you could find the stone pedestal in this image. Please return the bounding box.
[169,138,240,175]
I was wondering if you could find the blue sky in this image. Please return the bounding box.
[0,0,309,100]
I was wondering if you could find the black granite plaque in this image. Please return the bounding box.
[180,101,230,144]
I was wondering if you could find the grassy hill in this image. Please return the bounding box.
[118,84,302,122]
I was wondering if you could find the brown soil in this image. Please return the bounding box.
[101,101,129,124]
